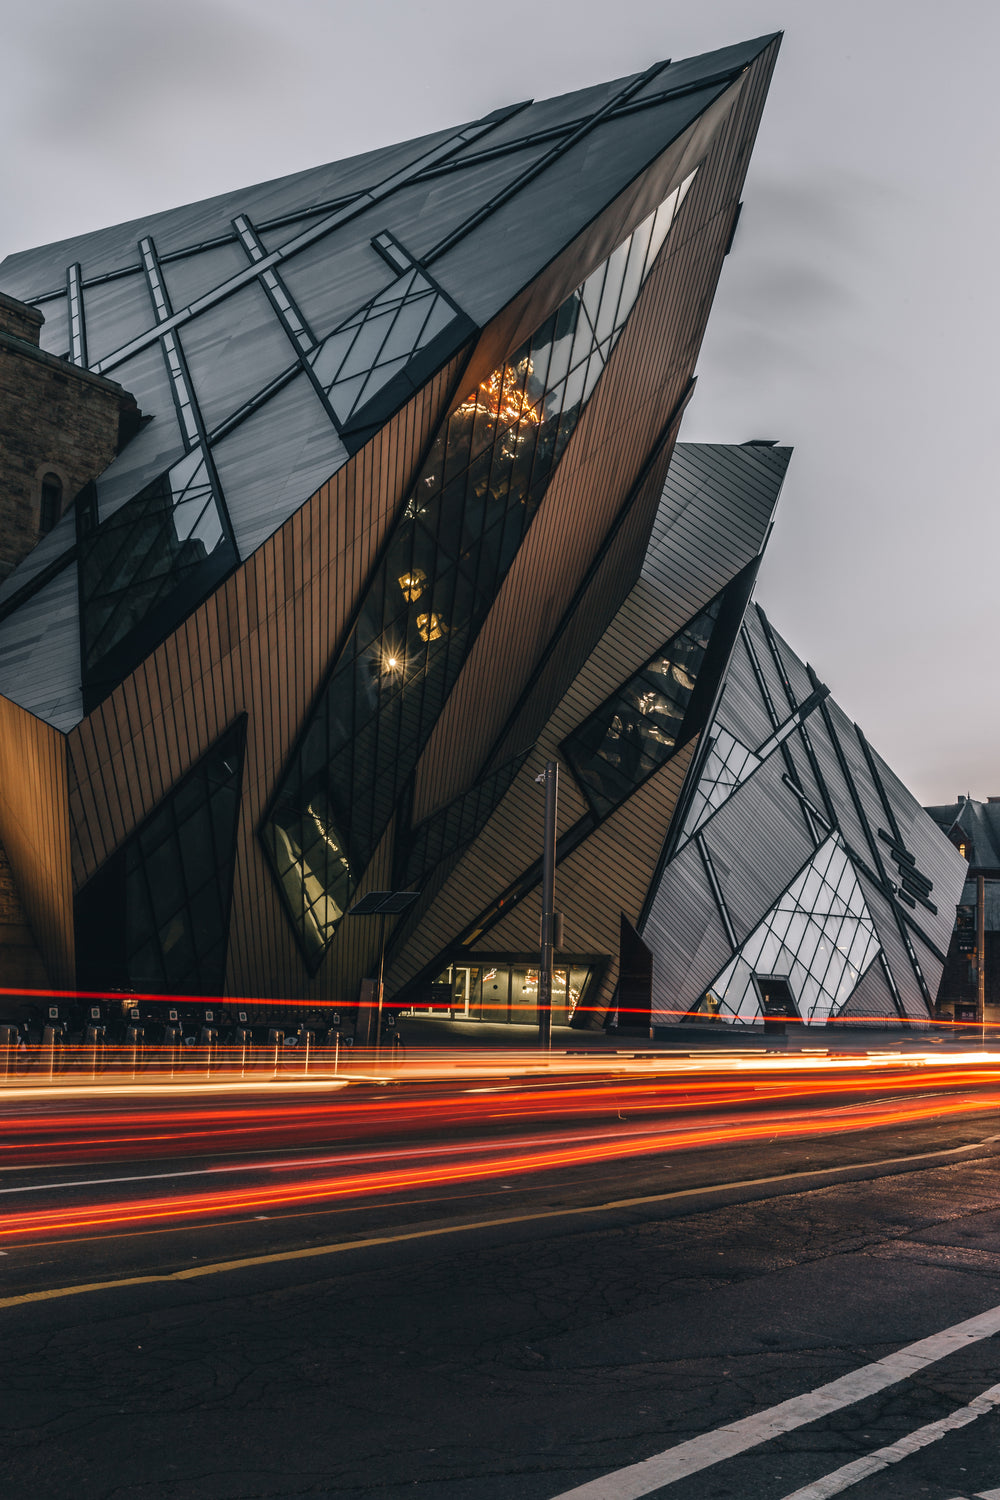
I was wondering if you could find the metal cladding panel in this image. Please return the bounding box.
[0,507,76,607]
[0,692,73,988]
[81,272,154,367]
[859,875,932,1020]
[430,80,737,327]
[645,841,732,1021]
[757,604,817,708]
[210,372,350,560]
[865,737,968,930]
[159,240,249,313]
[633,35,779,92]
[710,633,776,753]
[93,346,185,522]
[176,281,294,435]
[642,444,789,600]
[836,955,897,1020]
[36,294,68,359]
[0,566,83,730]
[699,750,816,943]
[744,604,800,724]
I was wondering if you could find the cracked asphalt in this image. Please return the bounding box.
[1,1108,1000,1499]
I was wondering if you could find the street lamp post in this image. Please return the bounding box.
[536,759,558,1050]
[977,872,986,1047]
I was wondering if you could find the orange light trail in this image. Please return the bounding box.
[4,1064,1000,1167]
[1,1085,998,1243]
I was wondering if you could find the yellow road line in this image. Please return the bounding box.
[2,1131,997,1312]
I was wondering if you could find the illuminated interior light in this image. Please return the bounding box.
[397,569,426,602]
[456,364,541,427]
[416,613,447,642]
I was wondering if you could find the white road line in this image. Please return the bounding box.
[975,1488,1000,1498]
[548,1303,1000,1500]
[776,1380,1000,1498]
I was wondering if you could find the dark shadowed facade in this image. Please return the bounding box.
[925,797,1000,1027]
[0,34,965,1037]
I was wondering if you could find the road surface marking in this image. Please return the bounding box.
[776,1380,1000,1498]
[1,1132,997,1311]
[547,1307,1000,1499]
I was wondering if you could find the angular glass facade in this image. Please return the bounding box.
[77,450,237,707]
[263,171,698,968]
[697,835,882,1024]
[677,727,762,844]
[74,718,246,995]
[309,262,463,429]
[563,594,721,820]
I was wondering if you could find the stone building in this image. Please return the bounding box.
[0,289,139,582]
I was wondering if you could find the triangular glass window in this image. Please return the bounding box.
[563,587,721,821]
[677,728,763,845]
[695,835,883,1025]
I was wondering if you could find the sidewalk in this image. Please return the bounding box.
[396,1015,989,1054]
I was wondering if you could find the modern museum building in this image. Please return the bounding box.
[0,33,967,1038]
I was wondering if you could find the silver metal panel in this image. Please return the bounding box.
[431,83,733,327]
[210,371,348,560]
[646,841,731,1020]
[160,239,249,312]
[837,957,896,1018]
[177,280,295,434]
[0,506,76,606]
[0,565,83,729]
[92,346,185,523]
[35,294,69,358]
[81,272,153,366]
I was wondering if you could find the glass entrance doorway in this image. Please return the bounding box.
[417,960,597,1025]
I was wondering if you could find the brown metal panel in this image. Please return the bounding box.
[0,694,73,986]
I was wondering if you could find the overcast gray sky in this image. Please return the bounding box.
[3,0,997,806]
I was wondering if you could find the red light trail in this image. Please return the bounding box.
[1,1055,999,1246]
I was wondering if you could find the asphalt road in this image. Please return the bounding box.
[1,1068,1000,1499]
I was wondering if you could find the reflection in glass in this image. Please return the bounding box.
[264,170,699,968]
[563,594,721,820]
[692,835,882,1025]
[78,448,236,703]
[309,267,461,427]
